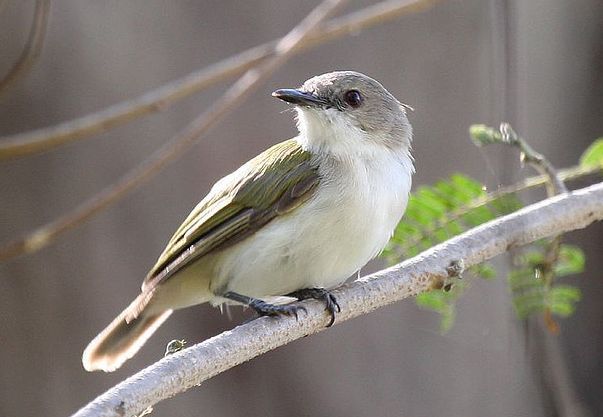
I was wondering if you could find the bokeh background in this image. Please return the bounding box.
[1,1,602,416]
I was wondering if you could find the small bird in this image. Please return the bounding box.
[83,71,414,372]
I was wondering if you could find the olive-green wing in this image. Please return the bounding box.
[142,139,319,290]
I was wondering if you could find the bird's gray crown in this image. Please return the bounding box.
[273,71,413,155]
[300,71,411,148]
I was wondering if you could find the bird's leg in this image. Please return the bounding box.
[222,291,306,319]
[287,288,341,327]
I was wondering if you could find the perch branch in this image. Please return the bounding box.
[0,0,346,262]
[0,0,50,97]
[0,0,439,159]
[71,181,603,417]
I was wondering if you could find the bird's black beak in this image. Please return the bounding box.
[272,88,326,107]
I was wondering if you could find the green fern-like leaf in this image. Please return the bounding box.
[382,173,522,331]
[383,169,587,332]
[384,134,598,333]
[415,284,463,332]
[383,173,521,265]
[580,138,603,168]
[508,244,584,320]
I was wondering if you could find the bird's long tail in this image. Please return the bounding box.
[82,293,172,372]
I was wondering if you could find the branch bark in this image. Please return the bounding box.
[72,181,603,417]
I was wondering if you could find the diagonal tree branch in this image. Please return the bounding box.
[0,0,51,97]
[71,181,603,417]
[0,0,347,262]
[0,0,439,160]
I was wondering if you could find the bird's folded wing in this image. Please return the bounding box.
[142,139,320,291]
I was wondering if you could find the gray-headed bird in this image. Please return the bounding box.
[83,71,414,372]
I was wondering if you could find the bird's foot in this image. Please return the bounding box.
[222,291,306,319]
[287,288,341,327]
[248,298,306,319]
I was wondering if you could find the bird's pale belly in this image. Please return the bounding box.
[211,179,408,300]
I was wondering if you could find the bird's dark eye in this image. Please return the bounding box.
[343,90,363,108]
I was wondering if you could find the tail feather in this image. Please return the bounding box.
[82,295,172,372]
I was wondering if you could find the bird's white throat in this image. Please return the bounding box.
[214,105,414,295]
[295,106,413,163]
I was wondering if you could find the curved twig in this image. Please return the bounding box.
[71,182,603,417]
[0,0,439,159]
[0,0,50,97]
[0,0,439,261]
[387,163,601,254]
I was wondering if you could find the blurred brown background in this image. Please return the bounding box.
[1,1,602,416]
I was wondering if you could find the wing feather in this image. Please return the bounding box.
[142,139,319,291]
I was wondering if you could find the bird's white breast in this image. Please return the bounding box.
[212,135,413,300]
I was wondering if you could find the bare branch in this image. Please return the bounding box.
[498,122,568,194]
[0,0,439,159]
[71,182,603,417]
[0,0,437,262]
[470,164,600,212]
[0,0,50,97]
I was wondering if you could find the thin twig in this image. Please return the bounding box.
[0,0,345,263]
[0,0,437,261]
[0,0,50,97]
[71,182,603,417]
[395,162,600,254]
[0,0,439,159]
[499,123,568,194]
[496,123,568,333]
[469,164,599,211]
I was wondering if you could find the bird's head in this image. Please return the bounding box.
[273,71,412,159]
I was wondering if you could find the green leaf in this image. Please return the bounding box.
[416,291,448,311]
[508,243,583,323]
[555,245,585,277]
[508,268,539,291]
[469,124,503,146]
[489,194,523,213]
[386,173,520,262]
[416,290,458,333]
[450,174,486,199]
[549,302,575,317]
[550,285,581,303]
[461,205,494,226]
[472,263,496,280]
[579,138,603,168]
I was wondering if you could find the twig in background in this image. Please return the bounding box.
[0,0,50,97]
[471,123,568,194]
[386,162,600,256]
[472,123,569,332]
[0,0,345,263]
[498,122,568,194]
[462,164,598,214]
[70,182,603,417]
[0,0,438,261]
[0,0,439,159]
[516,118,568,329]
